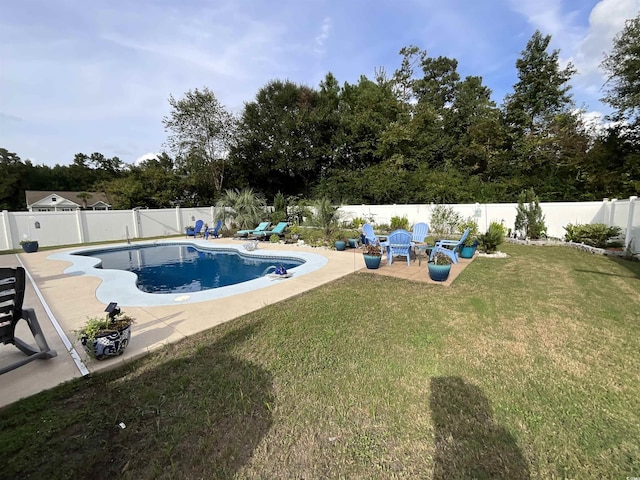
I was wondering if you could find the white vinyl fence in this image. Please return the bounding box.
[1,197,638,254]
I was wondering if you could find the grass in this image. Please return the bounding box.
[1,243,640,478]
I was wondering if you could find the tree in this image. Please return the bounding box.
[514,188,547,239]
[601,13,640,124]
[502,31,578,191]
[503,31,576,134]
[230,80,324,199]
[163,87,236,197]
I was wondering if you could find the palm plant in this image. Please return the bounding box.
[214,188,266,230]
[308,197,342,242]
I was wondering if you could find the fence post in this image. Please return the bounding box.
[608,199,617,226]
[176,206,182,234]
[131,208,141,238]
[625,196,637,250]
[1,210,12,250]
[76,209,85,244]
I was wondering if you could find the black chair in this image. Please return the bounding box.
[0,267,57,375]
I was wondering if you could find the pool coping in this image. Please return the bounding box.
[48,240,329,307]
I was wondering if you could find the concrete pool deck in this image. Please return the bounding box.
[0,238,474,408]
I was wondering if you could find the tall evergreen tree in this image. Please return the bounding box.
[601,13,640,125]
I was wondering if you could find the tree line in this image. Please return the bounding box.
[2,19,639,212]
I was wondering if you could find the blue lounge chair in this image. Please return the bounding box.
[386,229,413,266]
[253,222,289,240]
[1,267,57,375]
[429,227,470,262]
[234,221,271,238]
[186,219,204,238]
[362,223,378,245]
[412,222,429,243]
[205,219,223,239]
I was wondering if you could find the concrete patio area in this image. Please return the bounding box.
[0,239,473,408]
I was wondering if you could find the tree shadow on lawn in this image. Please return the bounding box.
[605,255,640,279]
[430,376,530,479]
[8,323,274,479]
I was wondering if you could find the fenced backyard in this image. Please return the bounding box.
[1,243,639,478]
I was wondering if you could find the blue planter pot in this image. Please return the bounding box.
[21,241,39,253]
[428,262,451,282]
[363,254,382,269]
[335,240,346,251]
[459,243,478,259]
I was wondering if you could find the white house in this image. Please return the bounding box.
[25,191,111,212]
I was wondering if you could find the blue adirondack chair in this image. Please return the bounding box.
[429,227,470,262]
[412,222,429,243]
[205,219,223,239]
[386,229,413,266]
[253,222,289,240]
[362,223,378,245]
[430,244,458,264]
[186,219,204,238]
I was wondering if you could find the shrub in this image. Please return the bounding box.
[458,217,479,247]
[351,216,366,229]
[390,215,409,231]
[269,234,280,243]
[308,197,342,242]
[515,188,547,239]
[479,221,505,253]
[430,205,462,236]
[270,210,287,224]
[564,223,622,248]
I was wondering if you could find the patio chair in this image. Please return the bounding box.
[412,222,429,243]
[205,219,223,239]
[429,227,470,262]
[0,267,57,375]
[186,219,204,238]
[252,222,289,240]
[233,221,271,238]
[362,223,379,245]
[430,244,458,264]
[386,229,413,266]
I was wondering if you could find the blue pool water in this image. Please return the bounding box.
[75,244,304,294]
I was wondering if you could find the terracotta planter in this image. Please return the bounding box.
[363,254,382,269]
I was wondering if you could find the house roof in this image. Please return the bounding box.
[25,191,111,208]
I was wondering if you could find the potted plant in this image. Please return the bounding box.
[362,241,383,269]
[289,225,301,241]
[458,218,480,258]
[20,239,39,253]
[427,250,453,282]
[334,234,347,251]
[76,303,134,360]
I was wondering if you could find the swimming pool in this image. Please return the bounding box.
[74,244,304,294]
[49,241,328,307]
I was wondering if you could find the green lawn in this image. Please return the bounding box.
[1,244,639,479]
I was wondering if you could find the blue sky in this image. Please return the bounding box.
[1,0,638,167]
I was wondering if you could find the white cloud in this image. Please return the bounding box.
[314,17,332,55]
[134,152,159,166]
